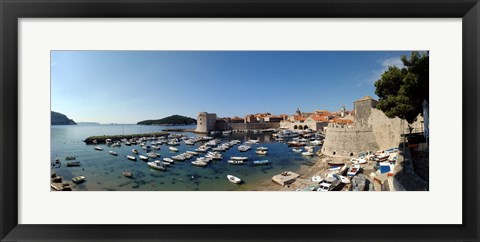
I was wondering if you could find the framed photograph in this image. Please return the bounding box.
[1,0,479,241]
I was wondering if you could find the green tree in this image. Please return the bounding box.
[374,51,429,124]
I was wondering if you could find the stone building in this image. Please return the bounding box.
[195,112,217,133]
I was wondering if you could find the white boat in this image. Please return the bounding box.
[184,139,195,145]
[230,156,248,161]
[292,148,303,153]
[304,146,314,152]
[163,157,174,163]
[139,155,149,161]
[169,146,179,152]
[255,150,267,155]
[222,130,232,135]
[310,140,323,146]
[228,160,244,165]
[247,139,259,144]
[238,145,251,152]
[147,152,158,158]
[256,146,268,151]
[206,152,222,160]
[227,175,242,184]
[338,175,351,184]
[147,161,166,170]
[186,151,199,156]
[191,160,208,167]
[109,151,118,156]
[277,130,298,138]
[172,155,186,161]
[253,160,269,165]
[132,149,139,154]
[311,175,323,183]
[126,155,137,161]
[94,146,103,151]
[347,164,361,177]
[301,151,314,156]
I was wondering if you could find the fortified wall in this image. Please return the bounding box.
[322,96,407,157]
[322,126,379,157]
[195,112,280,133]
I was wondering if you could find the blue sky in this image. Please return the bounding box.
[51,51,410,124]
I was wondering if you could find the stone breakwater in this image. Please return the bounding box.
[83,132,169,144]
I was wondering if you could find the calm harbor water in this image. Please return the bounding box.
[51,124,318,191]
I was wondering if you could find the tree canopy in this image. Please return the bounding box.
[374,52,429,124]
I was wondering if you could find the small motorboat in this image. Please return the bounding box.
[132,149,139,154]
[172,155,186,161]
[147,161,166,170]
[126,155,137,161]
[230,156,248,161]
[163,157,174,163]
[256,146,268,151]
[311,175,323,183]
[301,151,314,156]
[122,171,133,178]
[347,164,361,177]
[147,152,158,158]
[72,175,86,184]
[139,155,149,161]
[338,175,351,184]
[228,160,244,165]
[191,160,208,167]
[109,151,118,156]
[66,161,81,167]
[227,175,242,184]
[169,146,179,152]
[253,160,270,165]
[292,148,303,153]
[65,156,76,160]
[94,146,103,151]
[255,150,267,155]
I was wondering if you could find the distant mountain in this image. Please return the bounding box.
[137,115,196,126]
[51,111,77,125]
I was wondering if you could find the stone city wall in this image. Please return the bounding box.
[321,126,379,157]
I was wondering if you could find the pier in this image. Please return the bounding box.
[83,132,169,144]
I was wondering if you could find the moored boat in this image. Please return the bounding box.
[109,151,118,156]
[255,150,267,155]
[147,161,166,170]
[228,160,244,165]
[132,149,139,154]
[72,175,86,184]
[163,157,174,163]
[230,156,248,161]
[139,155,149,161]
[126,155,137,161]
[347,164,361,177]
[122,171,133,178]
[253,160,269,165]
[227,175,242,184]
[169,146,179,152]
[94,146,103,151]
[66,161,81,167]
[301,151,314,156]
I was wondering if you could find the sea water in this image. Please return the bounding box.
[51,124,317,191]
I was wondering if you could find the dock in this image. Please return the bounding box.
[83,132,169,144]
[271,171,299,186]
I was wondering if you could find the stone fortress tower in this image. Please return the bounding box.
[322,96,406,157]
[195,112,217,133]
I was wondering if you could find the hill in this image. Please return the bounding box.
[51,111,77,125]
[137,115,196,126]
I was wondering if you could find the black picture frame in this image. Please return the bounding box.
[1,0,479,241]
